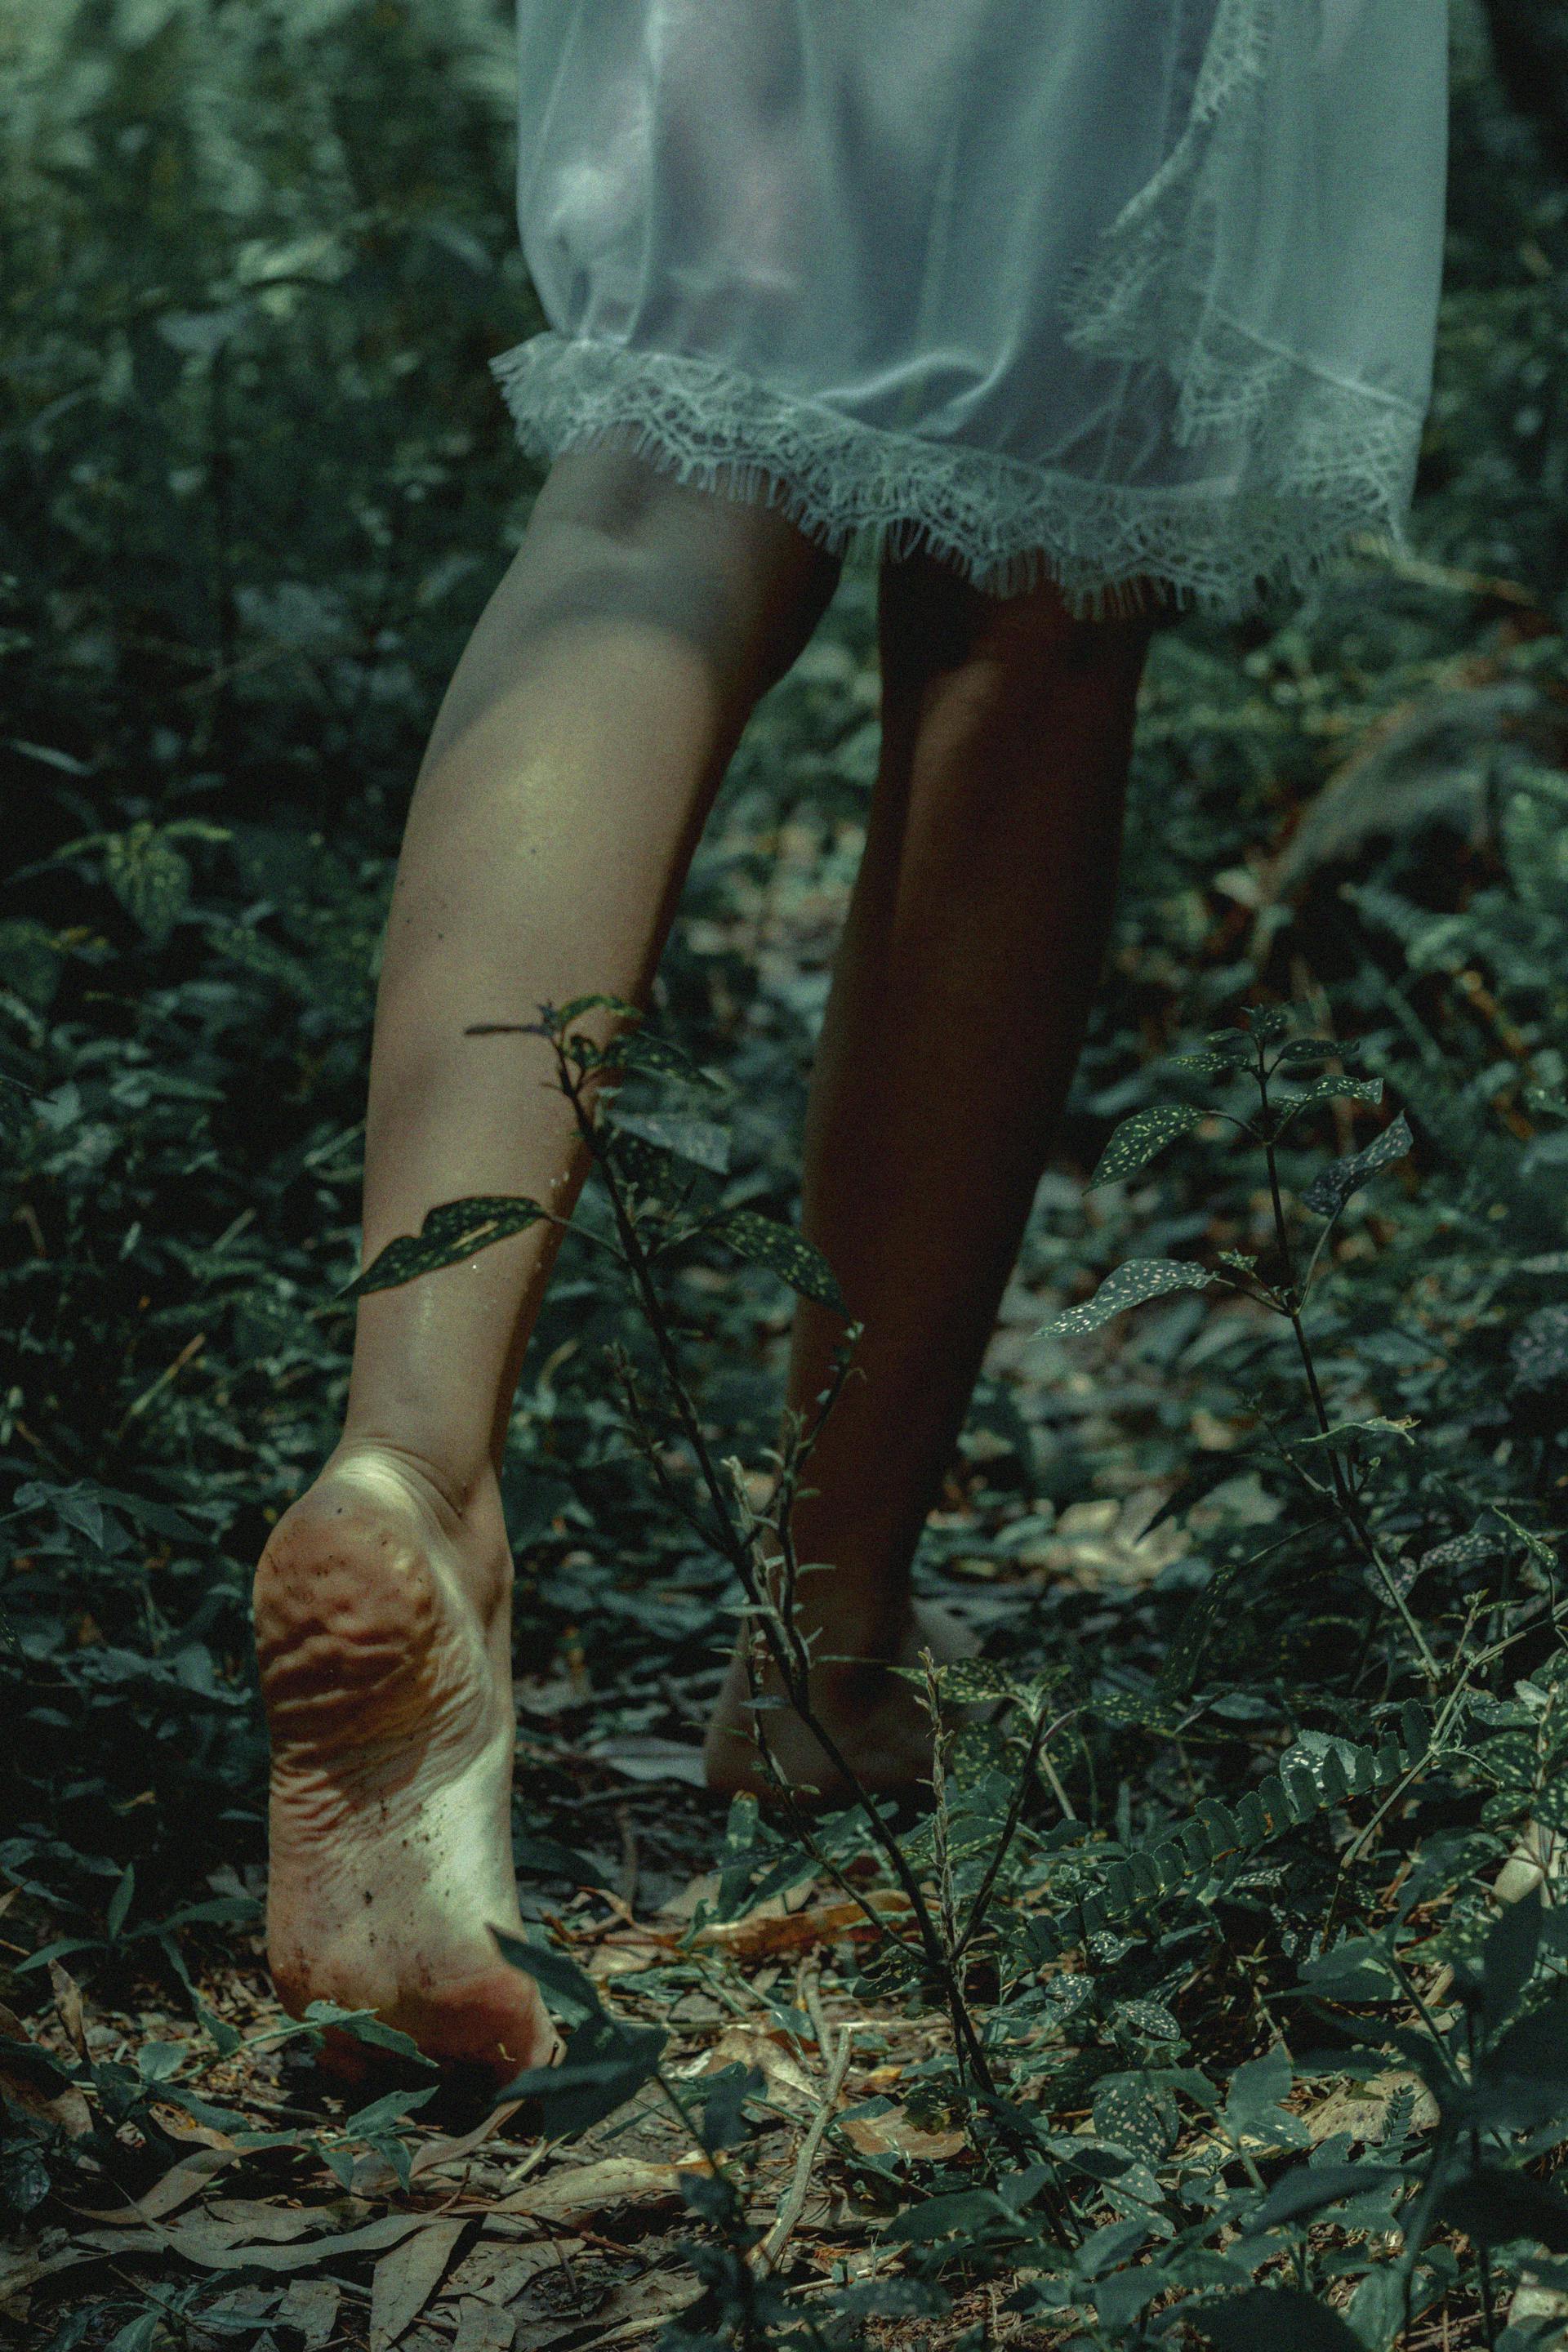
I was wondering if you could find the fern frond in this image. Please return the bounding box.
[1023,1708,1435,1961]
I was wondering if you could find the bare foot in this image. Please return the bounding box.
[702,1597,978,1800]
[253,1446,556,2081]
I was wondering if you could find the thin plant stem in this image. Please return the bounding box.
[548,1021,1000,2096]
[1254,1048,1440,1679]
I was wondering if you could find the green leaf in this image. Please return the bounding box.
[105,2314,162,2352]
[1223,2047,1307,2149]
[705,1208,846,1312]
[1247,1008,1293,1043]
[555,992,642,1026]
[1087,1103,1207,1189]
[1438,2167,1568,2252]
[606,1108,731,1174]
[103,822,192,947]
[578,1027,722,1089]
[1093,2074,1178,2160]
[880,2189,1017,2244]
[337,2084,439,2137]
[136,2038,187,2083]
[345,1196,548,1297]
[514,1836,615,1891]
[492,1927,605,2025]
[1036,1258,1217,1338]
[106,1861,136,1940]
[1190,2287,1365,2352]
[1274,1075,1384,1125]
[298,2002,440,2072]
[1466,1988,1568,2131]
[1479,1884,1544,2037]
[1166,1050,1250,1078]
[1302,1115,1412,1219]
[1272,1038,1349,1069]
[499,2015,666,2137]
[1248,2163,1405,2230]
[1297,1938,1401,1994]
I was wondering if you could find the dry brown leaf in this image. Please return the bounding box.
[278,2278,341,2351]
[655,1873,719,1924]
[369,2216,469,2352]
[202,2199,331,2243]
[446,2238,576,2304]
[692,1891,911,1961]
[67,2206,438,2274]
[146,2105,238,2150]
[452,2296,518,2352]
[0,2047,91,2140]
[1303,2070,1438,2146]
[693,2027,821,2116]
[74,2146,238,2224]
[48,1960,88,2063]
[488,2155,694,2221]
[836,2106,967,2163]
[550,2267,702,2351]
[411,2099,526,2179]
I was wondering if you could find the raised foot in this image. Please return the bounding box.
[702,1597,978,1800]
[253,1448,555,2082]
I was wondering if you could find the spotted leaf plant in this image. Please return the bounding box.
[1037,1008,1428,1666]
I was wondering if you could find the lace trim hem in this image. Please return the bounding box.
[490,329,1421,617]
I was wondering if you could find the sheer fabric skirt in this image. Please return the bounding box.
[491,0,1450,617]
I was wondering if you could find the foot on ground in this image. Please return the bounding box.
[253,1446,556,2082]
[702,1597,978,1800]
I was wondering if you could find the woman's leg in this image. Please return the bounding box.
[706,554,1157,1793]
[254,446,840,2074]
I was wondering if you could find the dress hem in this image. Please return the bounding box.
[489,328,1420,621]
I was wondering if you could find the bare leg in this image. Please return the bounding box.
[706,555,1156,1794]
[254,446,840,2074]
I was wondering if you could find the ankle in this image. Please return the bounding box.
[775,1588,914,1672]
[323,1435,492,1535]
[275,1441,511,1627]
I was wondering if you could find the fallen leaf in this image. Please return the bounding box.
[452,2297,517,2352]
[67,2206,438,2274]
[0,2051,92,2140]
[654,1873,719,1924]
[194,2285,281,2336]
[487,2156,692,2221]
[75,2148,239,2224]
[48,1960,89,2062]
[370,2216,469,2352]
[411,2100,525,2179]
[692,1891,911,1960]
[201,2199,331,2243]
[1303,2070,1438,2146]
[446,2238,575,2301]
[836,2106,967,2162]
[693,2027,820,2116]
[147,2108,238,2150]
[278,2278,341,2350]
[548,2266,702,2350]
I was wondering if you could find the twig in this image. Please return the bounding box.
[752,2023,853,2274]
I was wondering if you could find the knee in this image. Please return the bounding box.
[519,443,840,694]
[878,550,1156,705]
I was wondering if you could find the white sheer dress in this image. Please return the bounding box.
[490,0,1450,617]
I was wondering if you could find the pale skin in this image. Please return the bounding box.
[252,441,1157,2078]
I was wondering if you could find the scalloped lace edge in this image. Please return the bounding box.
[490,329,1421,618]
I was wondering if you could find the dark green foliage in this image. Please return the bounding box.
[348,1194,549,1294]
